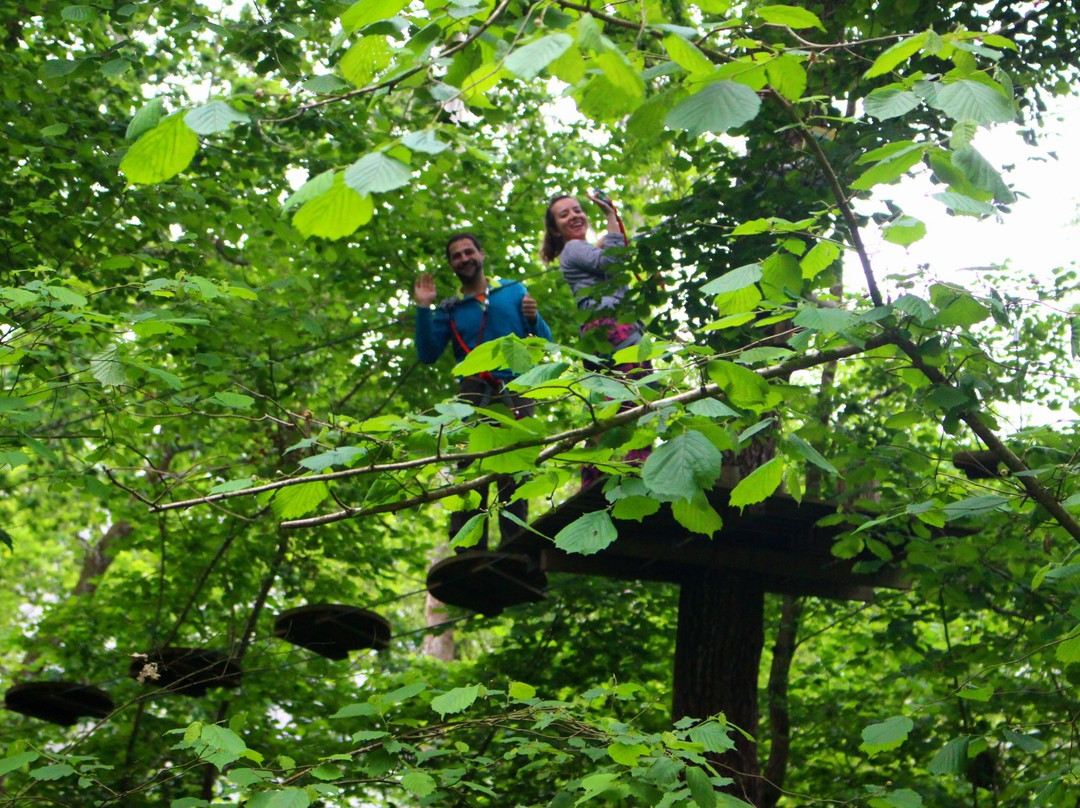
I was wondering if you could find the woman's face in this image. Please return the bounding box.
[550,197,589,242]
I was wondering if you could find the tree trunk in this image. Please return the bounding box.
[424,545,456,661]
[673,569,765,807]
[762,595,803,808]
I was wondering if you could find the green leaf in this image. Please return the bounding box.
[340,36,392,86]
[700,263,762,296]
[864,32,927,78]
[952,146,1015,203]
[449,512,486,549]
[643,431,723,501]
[554,511,619,555]
[706,361,769,408]
[62,4,94,21]
[1056,628,1080,664]
[576,773,621,805]
[799,242,840,279]
[42,59,81,78]
[927,736,969,775]
[665,81,761,136]
[247,787,311,808]
[729,457,784,509]
[509,681,536,701]
[612,495,662,521]
[786,434,838,474]
[281,169,335,212]
[608,742,650,766]
[765,54,807,101]
[209,478,255,495]
[431,685,480,717]
[0,752,40,777]
[120,113,199,184]
[293,174,374,239]
[1002,729,1044,754]
[792,305,857,334]
[932,80,1014,124]
[303,74,349,94]
[864,88,922,120]
[754,4,825,30]
[299,446,365,472]
[505,34,573,80]
[663,34,715,75]
[688,721,735,753]
[402,771,437,796]
[860,715,913,755]
[402,130,449,154]
[91,345,126,386]
[340,0,410,32]
[184,100,250,135]
[850,144,925,191]
[344,152,411,195]
[685,766,717,808]
[671,493,724,537]
[957,684,994,702]
[272,480,329,519]
[932,191,994,216]
[882,216,927,246]
[212,392,255,409]
[30,763,76,781]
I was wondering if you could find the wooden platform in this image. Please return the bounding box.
[275,604,391,660]
[505,483,907,602]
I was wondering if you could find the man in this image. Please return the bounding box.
[414,232,552,550]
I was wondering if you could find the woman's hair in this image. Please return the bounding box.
[540,194,573,264]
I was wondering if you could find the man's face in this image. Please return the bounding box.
[447,238,484,283]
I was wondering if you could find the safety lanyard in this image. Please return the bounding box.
[447,299,501,390]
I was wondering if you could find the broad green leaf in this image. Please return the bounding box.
[30,763,76,781]
[864,88,922,120]
[449,513,486,549]
[0,752,40,777]
[957,684,994,702]
[608,742,650,766]
[184,100,250,135]
[0,451,31,469]
[575,14,604,52]
[927,736,968,775]
[932,80,1015,124]
[344,152,411,195]
[303,74,349,93]
[120,114,199,184]
[281,169,335,212]
[687,398,741,418]
[554,510,619,555]
[431,685,480,717]
[933,293,991,327]
[102,57,131,76]
[209,478,255,495]
[212,392,255,409]
[688,720,735,753]
[310,764,343,781]
[665,81,761,136]
[1002,729,1044,753]
[882,216,927,246]
[401,771,437,796]
[508,681,536,701]
[685,765,717,808]
[459,64,505,107]
[792,305,857,334]
[942,495,1007,519]
[91,345,125,386]
[1056,628,1080,664]
[247,787,311,808]
[576,773,621,805]
[402,129,448,154]
[299,446,366,472]
[729,457,783,509]
[663,35,715,75]
[764,54,807,101]
[672,492,724,536]
[340,36,392,87]
[612,495,662,521]
[850,145,925,190]
[932,191,994,216]
[271,480,329,519]
[700,263,762,296]
[643,431,723,500]
[953,146,1015,202]
[340,0,410,32]
[860,715,913,755]
[42,59,81,78]
[330,703,379,719]
[505,34,573,80]
[799,242,840,279]
[755,4,825,30]
[62,5,94,21]
[864,33,928,78]
[596,50,645,103]
[293,175,374,239]
[707,361,769,407]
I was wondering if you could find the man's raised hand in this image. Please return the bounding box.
[414,273,437,307]
[521,294,538,324]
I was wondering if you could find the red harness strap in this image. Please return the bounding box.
[447,307,501,390]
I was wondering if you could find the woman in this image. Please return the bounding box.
[541,193,649,486]
[541,193,643,353]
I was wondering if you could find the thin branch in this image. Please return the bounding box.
[149,336,891,516]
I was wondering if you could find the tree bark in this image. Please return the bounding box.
[673,570,765,806]
[424,545,456,660]
[762,595,803,808]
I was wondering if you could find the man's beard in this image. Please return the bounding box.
[454,261,480,280]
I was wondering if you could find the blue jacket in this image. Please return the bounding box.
[415,279,552,381]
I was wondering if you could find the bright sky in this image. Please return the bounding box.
[857,96,1080,295]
